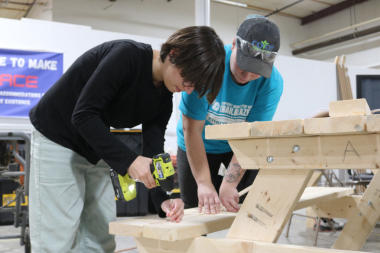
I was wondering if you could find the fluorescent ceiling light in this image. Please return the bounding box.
[212,0,247,8]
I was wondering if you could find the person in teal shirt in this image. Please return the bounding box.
[176,15,283,214]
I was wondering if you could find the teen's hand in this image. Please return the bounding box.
[219,184,240,212]
[197,182,221,214]
[128,156,156,189]
[161,199,184,223]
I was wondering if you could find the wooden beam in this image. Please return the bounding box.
[342,62,353,99]
[307,170,322,187]
[110,187,353,241]
[306,196,362,227]
[301,0,368,25]
[329,99,371,117]
[226,169,314,242]
[306,207,316,228]
[206,113,378,141]
[308,195,361,219]
[109,208,237,241]
[367,114,380,133]
[338,56,350,100]
[133,230,366,253]
[251,119,304,138]
[134,237,194,253]
[205,120,308,140]
[335,56,347,100]
[228,134,380,170]
[205,122,251,140]
[333,171,380,250]
[304,115,366,135]
[295,187,354,210]
[192,237,366,253]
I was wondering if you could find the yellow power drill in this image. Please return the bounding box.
[110,153,175,201]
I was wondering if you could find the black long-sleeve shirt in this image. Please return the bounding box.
[29,40,171,216]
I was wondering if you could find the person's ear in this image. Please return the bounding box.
[231,37,236,50]
[169,48,179,58]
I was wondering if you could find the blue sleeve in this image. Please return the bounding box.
[247,68,283,122]
[179,91,209,121]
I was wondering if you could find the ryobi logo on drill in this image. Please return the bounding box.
[252,40,274,51]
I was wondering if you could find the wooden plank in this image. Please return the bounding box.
[367,114,380,133]
[335,56,347,100]
[226,169,314,242]
[206,115,376,141]
[110,187,353,241]
[333,171,380,250]
[134,237,194,253]
[295,187,354,210]
[308,195,361,219]
[134,237,367,253]
[304,115,367,135]
[205,120,307,140]
[338,64,349,100]
[342,63,353,100]
[205,122,251,140]
[329,99,371,117]
[228,134,380,170]
[109,208,237,241]
[251,119,304,137]
[339,56,350,100]
[306,195,361,228]
[307,170,322,186]
[306,207,316,228]
[340,56,353,100]
[192,237,367,253]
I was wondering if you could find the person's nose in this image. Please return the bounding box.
[250,72,261,80]
[184,86,194,94]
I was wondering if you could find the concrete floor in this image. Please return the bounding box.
[0,209,379,253]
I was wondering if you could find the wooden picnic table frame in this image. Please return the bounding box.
[110,99,380,253]
[221,132,379,251]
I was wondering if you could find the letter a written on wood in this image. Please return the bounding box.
[343,141,361,162]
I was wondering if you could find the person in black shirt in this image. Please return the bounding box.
[28,26,225,253]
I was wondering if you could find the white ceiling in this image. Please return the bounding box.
[0,0,44,19]
[239,0,345,18]
[0,0,357,20]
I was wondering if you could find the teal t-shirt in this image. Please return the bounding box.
[177,44,283,154]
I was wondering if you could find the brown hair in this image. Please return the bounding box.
[160,26,225,104]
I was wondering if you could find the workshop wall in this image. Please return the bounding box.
[52,0,380,68]
[51,0,308,58]
[1,17,380,155]
[274,56,380,121]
